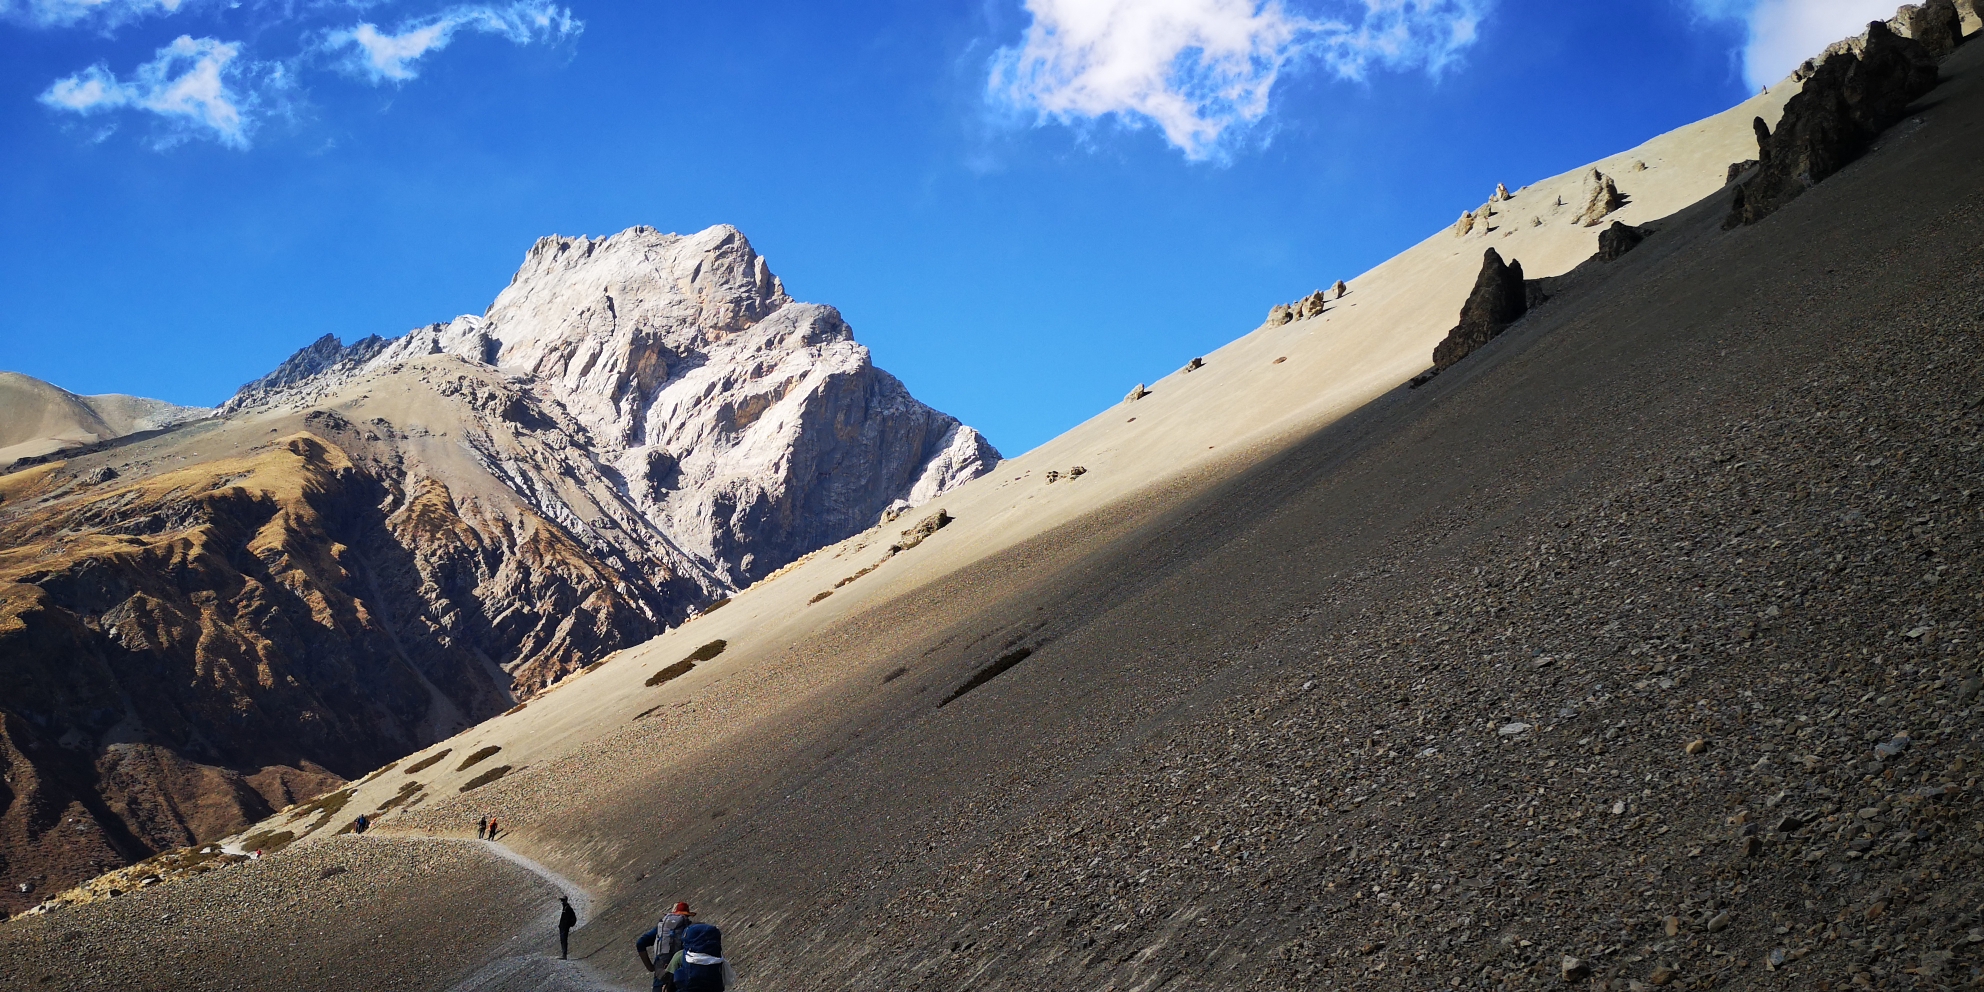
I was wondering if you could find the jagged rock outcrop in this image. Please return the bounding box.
[1571,169,1628,226]
[226,335,393,405]
[1123,384,1150,403]
[1892,0,1964,56]
[1331,279,1348,299]
[1431,248,1528,370]
[1728,22,1939,228]
[1265,289,1329,326]
[1792,1,1964,82]
[0,224,997,911]
[1596,221,1647,261]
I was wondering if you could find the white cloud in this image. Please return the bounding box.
[39,35,268,148]
[988,0,1487,160]
[1690,0,1899,90]
[325,1,581,83]
[0,0,188,29]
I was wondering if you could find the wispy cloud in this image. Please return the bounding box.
[988,0,1488,161]
[0,0,190,30]
[30,0,581,149]
[1318,0,1484,80]
[1688,0,1899,90]
[38,35,281,148]
[324,1,582,83]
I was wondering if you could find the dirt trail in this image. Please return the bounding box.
[430,838,632,992]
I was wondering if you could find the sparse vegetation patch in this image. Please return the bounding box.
[374,781,423,813]
[645,659,695,687]
[285,787,353,825]
[237,829,295,854]
[457,745,502,771]
[355,763,397,785]
[458,765,513,793]
[403,749,451,774]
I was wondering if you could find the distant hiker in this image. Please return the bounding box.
[353,814,369,834]
[636,902,697,991]
[672,922,734,992]
[487,818,500,841]
[477,816,488,839]
[558,896,577,960]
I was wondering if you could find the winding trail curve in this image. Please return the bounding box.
[428,838,631,992]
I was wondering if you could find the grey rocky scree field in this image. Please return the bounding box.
[0,838,553,990]
[815,252,1984,989]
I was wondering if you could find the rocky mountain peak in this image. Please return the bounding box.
[227,222,998,587]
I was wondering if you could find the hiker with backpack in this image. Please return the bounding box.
[558,895,577,960]
[672,922,734,992]
[637,902,730,990]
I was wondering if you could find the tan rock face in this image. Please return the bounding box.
[1572,169,1628,227]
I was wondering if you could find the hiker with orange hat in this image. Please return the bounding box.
[635,901,697,991]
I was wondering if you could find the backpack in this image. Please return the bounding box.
[654,912,691,960]
[672,923,727,992]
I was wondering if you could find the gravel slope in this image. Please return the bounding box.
[0,838,558,991]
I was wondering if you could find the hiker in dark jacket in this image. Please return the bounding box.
[672,922,733,992]
[635,902,697,991]
[558,896,577,959]
[477,816,487,839]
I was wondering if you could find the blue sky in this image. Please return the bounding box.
[0,0,1899,454]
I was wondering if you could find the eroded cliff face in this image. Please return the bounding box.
[1,224,995,911]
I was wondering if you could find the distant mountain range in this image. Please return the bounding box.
[0,224,996,910]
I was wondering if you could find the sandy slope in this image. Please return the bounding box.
[8,27,1981,992]
[0,371,206,465]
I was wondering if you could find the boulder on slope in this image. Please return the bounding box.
[1597,221,1647,262]
[1431,248,1528,370]
[1571,169,1627,227]
[1265,289,1329,326]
